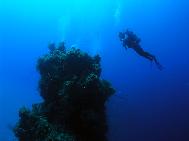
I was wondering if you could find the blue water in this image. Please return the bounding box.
[0,0,189,141]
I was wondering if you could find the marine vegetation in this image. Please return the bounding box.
[13,42,115,141]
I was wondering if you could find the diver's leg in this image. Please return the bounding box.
[133,46,151,60]
[134,47,163,70]
[143,52,163,70]
[153,56,163,70]
[141,52,154,61]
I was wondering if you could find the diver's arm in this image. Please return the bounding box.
[122,40,127,49]
[123,43,128,50]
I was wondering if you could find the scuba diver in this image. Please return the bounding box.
[119,29,163,70]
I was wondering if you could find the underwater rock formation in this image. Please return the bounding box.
[13,43,115,141]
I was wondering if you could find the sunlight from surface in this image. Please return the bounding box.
[56,0,118,54]
[1,0,122,54]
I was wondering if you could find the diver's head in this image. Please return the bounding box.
[118,32,125,41]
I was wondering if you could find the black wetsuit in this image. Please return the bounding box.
[119,30,163,70]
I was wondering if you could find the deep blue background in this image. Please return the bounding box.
[0,0,189,141]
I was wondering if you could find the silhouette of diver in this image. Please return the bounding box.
[119,29,163,70]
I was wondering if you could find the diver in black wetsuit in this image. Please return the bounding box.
[119,29,163,70]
